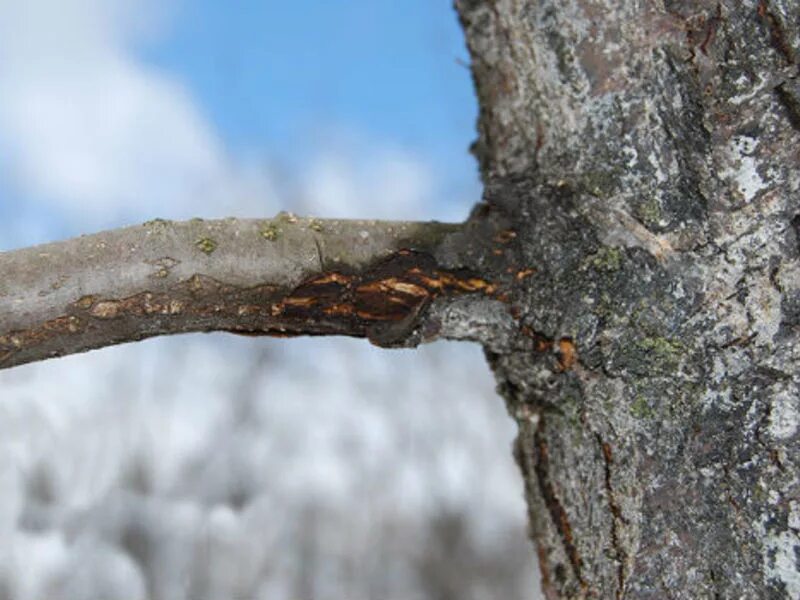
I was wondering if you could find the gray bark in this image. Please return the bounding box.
[456,0,800,598]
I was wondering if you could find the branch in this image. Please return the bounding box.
[0,214,503,370]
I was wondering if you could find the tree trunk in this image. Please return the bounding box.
[456,0,800,598]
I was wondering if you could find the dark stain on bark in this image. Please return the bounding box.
[275,249,498,345]
[599,436,627,599]
[791,214,800,252]
[676,2,724,59]
[757,0,797,65]
[775,81,800,132]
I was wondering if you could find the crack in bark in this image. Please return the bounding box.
[533,415,588,592]
[598,436,627,599]
[699,4,723,56]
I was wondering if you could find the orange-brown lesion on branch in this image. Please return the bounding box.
[556,338,577,371]
[272,249,499,332]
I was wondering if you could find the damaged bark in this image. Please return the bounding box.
[0,215,519,369]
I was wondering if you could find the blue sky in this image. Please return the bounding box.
[0,0,481,246]
[144,1,476,168]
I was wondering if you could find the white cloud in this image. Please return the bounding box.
[0,0,277,226]
[0,0,448,229]
[298,142,435,220]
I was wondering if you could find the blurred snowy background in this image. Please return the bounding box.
[0,1,538,598]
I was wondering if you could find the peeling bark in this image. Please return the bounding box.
[457,0,800,597]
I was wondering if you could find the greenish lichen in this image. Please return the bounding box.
[636,336,684,372]
[143,218,171,232]
[195,237,218,254]
[752,483,768,503]
[630,395,654,419]
[638,336,683,358]
[590,246,622,272]
[579,169,621,198]
[260,223,281,241]
[397,221,462,250]
[637,198,662,226]
[592,291,615,319]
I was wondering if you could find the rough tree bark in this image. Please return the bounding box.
[455,0,800,598]
[1,1,798,598]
